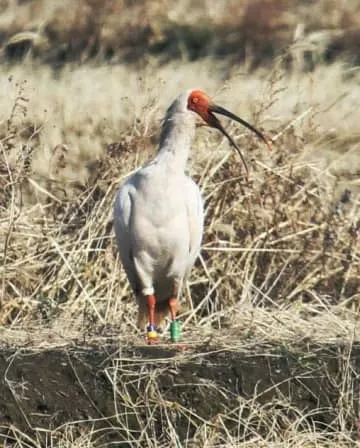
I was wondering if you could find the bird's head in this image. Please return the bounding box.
[187,89,272,176]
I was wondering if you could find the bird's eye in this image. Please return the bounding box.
[192,97,199,104]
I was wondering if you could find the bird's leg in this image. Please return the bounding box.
[146,294,159,344]
[169,281,182,342]
[169,297,179,321]
[169,297,181,342]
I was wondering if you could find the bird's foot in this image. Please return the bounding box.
[170,320,181,343]
[146,325,160,345]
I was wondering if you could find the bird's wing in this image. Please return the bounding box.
[113,181,138,293]
[184,176,204,276]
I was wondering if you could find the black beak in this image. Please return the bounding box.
[207,103,272,177]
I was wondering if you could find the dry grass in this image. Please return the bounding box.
[0,1,359,444]
[0,59,359,446]
[1,0,360,67]
[0,60,358,328]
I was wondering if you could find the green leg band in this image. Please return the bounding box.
[170,321,181,342]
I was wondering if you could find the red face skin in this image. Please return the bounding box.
[186,89,272,178]
[187,90,212,124]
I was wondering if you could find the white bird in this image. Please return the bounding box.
[114,90,272,344]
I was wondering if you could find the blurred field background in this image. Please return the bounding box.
[0,0,359,446]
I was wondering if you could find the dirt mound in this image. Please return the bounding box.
[0,340,359,446]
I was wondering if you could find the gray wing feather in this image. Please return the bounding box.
[184,177,204,277]
[113,182,138,293]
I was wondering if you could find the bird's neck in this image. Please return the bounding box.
[155,111,196,172]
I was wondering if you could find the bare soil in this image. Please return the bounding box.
[0,337,359,446]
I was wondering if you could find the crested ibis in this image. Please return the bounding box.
[114,89,271,343]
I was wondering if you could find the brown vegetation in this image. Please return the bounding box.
[1,62,358,327]
[1,0,360,67]
[0,0,359,446]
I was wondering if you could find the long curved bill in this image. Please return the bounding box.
[207,103,272,177]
